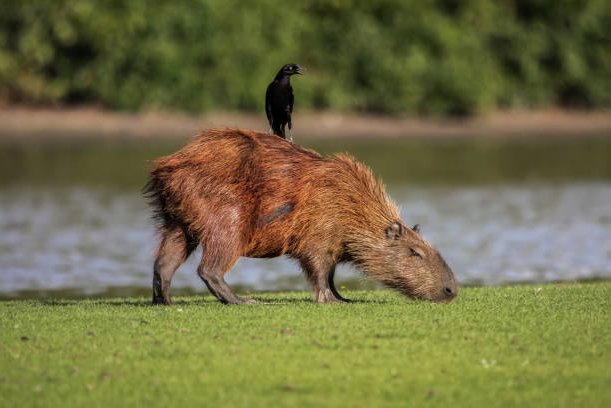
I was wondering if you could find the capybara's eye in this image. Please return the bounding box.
[410,248,423,258]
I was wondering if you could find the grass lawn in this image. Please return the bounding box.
[1,283,609,407]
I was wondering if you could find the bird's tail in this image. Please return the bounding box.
[271,123,286,139]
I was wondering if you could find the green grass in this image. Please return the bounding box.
[1,283,610,407]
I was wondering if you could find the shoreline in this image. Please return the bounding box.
[2,278,610,301]
[1,107,610,141]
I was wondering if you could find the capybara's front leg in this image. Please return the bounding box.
[300,256,346,303]
[153,227,196,305]
[327,268,350,303]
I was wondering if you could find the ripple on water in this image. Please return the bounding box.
[399,182,611,285]
[0,182,610,297]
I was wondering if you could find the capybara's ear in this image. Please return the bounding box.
[385,222,404,239]
[412,224,421,234]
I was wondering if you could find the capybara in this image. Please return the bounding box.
[144,128,458,304]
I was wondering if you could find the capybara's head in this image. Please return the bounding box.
[374,222,458,302]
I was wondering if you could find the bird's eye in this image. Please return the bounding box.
[410,248,423,258]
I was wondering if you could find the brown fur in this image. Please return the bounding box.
[145,128,457,304]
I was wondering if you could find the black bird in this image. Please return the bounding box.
[265,63,303,141]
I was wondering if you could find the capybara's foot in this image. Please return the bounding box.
[230,297,257,305]
[315,289,347,304]
[214,293,257,305]
[332,293,352,303]
[152,296,172,305]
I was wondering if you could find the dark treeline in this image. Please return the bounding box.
[1,0,610,116]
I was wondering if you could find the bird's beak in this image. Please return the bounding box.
[295,66,304,75]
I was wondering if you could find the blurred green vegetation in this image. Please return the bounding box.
[1,0,610,115]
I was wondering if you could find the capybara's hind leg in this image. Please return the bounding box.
[300,256,347,303]
[153,227,196,305]
[197,256,255,305]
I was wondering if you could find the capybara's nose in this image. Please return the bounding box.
[443,286,455,297]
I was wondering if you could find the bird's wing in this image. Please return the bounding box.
[265,85,273,124]
[288,86,294,114]
[286,87,294,130]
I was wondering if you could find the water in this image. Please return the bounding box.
[1,137,610,299]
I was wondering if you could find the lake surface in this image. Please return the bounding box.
[1,136,610,299]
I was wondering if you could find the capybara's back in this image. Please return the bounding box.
[145,128,457,304]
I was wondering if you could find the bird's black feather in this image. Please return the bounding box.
[265,63,302,141]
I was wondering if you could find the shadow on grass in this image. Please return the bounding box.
[35,298,207,307]
[30,292,395,307]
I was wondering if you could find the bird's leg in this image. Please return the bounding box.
[287,118,293,142]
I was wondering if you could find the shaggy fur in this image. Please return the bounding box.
[145,128,457,304]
